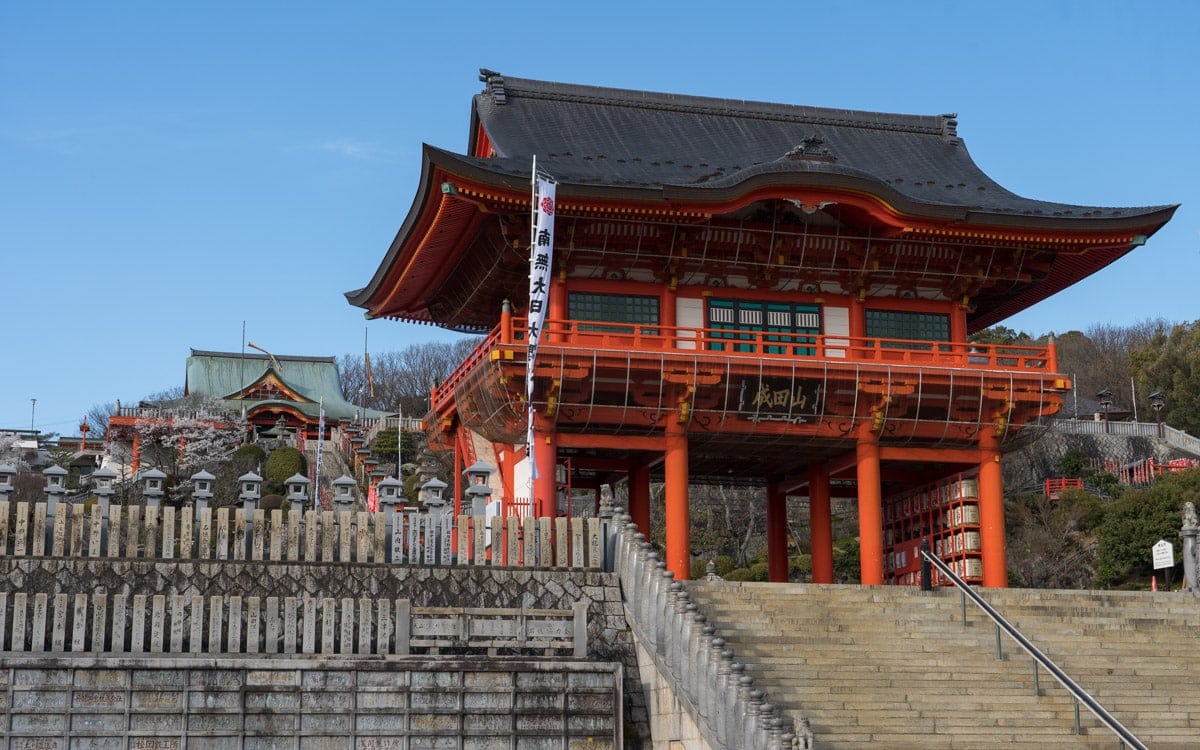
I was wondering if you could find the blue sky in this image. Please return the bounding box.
[2,2,1197,435]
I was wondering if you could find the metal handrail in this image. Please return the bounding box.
[919,548,1147,750]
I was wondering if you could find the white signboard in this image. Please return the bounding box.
[1152,539,1175,570]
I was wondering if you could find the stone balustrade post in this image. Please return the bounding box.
[728,663,746,745]
[1181,502,1199,592]
[759,704,780,749]
[674,598,695,691]
[713,644,734,748]
[655,572,676,658]
[745,687,764,749]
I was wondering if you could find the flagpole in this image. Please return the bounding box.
[528,155,539,502]
[526,158,557,516]
[315,397,325,510]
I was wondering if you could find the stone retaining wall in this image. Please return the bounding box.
[0,557,648,747]
[0,656,621,749]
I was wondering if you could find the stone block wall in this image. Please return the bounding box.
[0,656,621,749]
[0,558,648,747]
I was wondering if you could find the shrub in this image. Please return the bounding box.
[233,444,266,470]
[264,447,307,495]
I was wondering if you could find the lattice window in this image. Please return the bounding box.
[568,291,660,333]
[708,299,821,355]
[865,309,950,348]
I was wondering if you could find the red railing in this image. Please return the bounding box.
[1043,477,1083,499]
[434,317,1058,408]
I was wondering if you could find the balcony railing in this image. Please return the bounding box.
[521,318,1053,368]
[435,317,1058,403]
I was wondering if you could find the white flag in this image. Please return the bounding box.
[527,175,556,478]
[315,399,325,509]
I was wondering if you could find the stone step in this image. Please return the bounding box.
[683,582,1190,748]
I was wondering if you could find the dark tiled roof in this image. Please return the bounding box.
[467,70,1172,222]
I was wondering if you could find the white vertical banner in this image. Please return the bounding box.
[315,398,325,509]
[526,171,557,480]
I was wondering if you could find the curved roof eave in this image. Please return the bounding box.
[425,147,1177,237]
[345,145,447,312]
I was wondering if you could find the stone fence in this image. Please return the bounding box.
[0,590,586,658]
[0,501,611,569]
[613,509,809,750]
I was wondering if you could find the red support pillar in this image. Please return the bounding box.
[664,425,690,580]
[500,299,514,345]
[809,465,834,584]
[979,432,1008,588]
[452,431,463,518]
[856,433,885,585]
[548,271,567,343]
[131,433,141,476]
[533,414,558,518]
[766,482,788,582]
[627,460,651,535]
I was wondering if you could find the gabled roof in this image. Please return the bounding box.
[465,70,1174,225]
[183,350,375,421]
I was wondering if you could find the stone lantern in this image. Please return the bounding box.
[0,463,17,502]
[139,468,166,509]
[376,475,403,560]
[332,475,357,512]
[285,473,311,514]
[191,469,215,514]
[92,466,118,515]
[238,471,263,514]
[44,464,69,518]
[462,461,495,517]
[377,475,403,512]
[420,477,448,510]
[92,465,118,552]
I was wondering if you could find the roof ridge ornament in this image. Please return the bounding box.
[940,113,958,138]
[479,68,507,105]
[784,134,837,163]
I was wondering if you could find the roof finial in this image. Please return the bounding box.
[479,68,507,105]
[784,134,836,163]
[940,113,959,138]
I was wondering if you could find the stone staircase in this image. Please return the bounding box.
[685,582,1199,748]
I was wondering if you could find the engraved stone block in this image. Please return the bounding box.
[246,596,261,654]
[150,594,165,653]
[130,594,147,652]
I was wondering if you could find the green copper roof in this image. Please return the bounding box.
[183,349,378,421]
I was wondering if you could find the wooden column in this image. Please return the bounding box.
[533,414,558,518]
[131,433,141,476]
[856,432,885,585]
[979,432,1007,587]
[809,465,834,584]
[452,430,464,518]
[766,482,788,582]
[664,425,690,580]
[627,460,652,535]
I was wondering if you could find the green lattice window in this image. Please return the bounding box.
[568,291,660,333]
[865,309,950,348]
[708,299,820,355]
